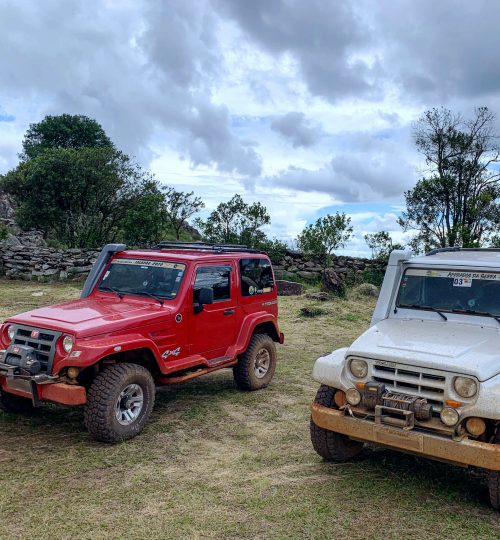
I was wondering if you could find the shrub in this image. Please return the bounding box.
[0,221,8,241]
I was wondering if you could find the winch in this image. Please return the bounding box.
[3,344,41,375]
[361,381,433,428]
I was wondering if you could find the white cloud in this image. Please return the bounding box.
[2,0,500,255]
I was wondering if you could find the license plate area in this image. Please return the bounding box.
[5,377,32,395]
[375,405,415,430]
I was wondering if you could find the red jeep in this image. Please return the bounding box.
[0,243,284,442]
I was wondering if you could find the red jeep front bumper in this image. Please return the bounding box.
[0,370,86,406]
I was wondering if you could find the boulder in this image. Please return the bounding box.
[355,283,380,297]
[321,268,345,296]
[276,280,304,296]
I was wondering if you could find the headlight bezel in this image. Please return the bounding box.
[453,376,477,399]
[7,325,15,342]
[62,335,74,354]
[349,357,368,379]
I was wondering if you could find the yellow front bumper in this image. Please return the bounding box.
[311,403,500,471]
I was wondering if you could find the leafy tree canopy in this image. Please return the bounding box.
[364,231,404,260]
[399,107,500,250]
[164,188,205,240]
[196,194,270,247]
[298,212,353,268]
[21,114,113,161]
[1,113,207,249]
[3,147,156,248]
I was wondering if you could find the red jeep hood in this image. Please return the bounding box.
[7,296,175,337]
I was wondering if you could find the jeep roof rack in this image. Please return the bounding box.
[153,241,263,254]
[426,247,500,256]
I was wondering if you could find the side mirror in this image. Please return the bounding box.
[194,287,214,314]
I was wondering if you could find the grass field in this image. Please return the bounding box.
[0,280,499,539]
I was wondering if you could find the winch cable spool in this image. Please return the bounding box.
[382,392,433,421]
[361,382,433,421]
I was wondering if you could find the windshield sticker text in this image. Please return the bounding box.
[111,259,186,270]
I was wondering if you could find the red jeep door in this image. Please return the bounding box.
[188,262,239,360]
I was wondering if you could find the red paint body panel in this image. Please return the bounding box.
[0,249,283,407]
[40,383,87,405]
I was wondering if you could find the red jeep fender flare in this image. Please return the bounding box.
[55,333,163,373]
[234,313,282,356]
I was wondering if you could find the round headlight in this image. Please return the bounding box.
[349,358,368,378]
[62,335,74,354]
[440,407,460,426]
[345,388,362,406]
[454,376,477,398]
[7,325,15,342]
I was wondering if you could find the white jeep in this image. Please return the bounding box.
[310,248,500,510]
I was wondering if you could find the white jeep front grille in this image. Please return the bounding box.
[370,361,446,412]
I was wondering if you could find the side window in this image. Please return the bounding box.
[193,265,231,303]
[239,258,274,297]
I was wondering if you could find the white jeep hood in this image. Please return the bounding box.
[348,318,500,382]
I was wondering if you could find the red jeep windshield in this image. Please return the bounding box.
[98,258,186,300]
[397,268,500,318]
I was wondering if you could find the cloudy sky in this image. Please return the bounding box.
[1,0,499,256]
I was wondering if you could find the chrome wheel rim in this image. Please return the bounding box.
[254,348,271,378]
[115,384,144,426]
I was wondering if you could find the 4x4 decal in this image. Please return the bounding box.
[162,347,181,359]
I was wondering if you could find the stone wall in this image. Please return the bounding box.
[0,244,385,284]
[273,250,386,283]
[0,244,99,281]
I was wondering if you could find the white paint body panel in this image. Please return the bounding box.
[312,249,500,421]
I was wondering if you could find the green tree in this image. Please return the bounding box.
[20,114,113,161]
[298,212,353,269]
[2,114,173,248]
[164,188,205,240]
[399,107,500,250]
[3,147,156,248]
[196,194,271,247]
[364,231,404,260]
[122,180,168,247]
[253,237,288,262]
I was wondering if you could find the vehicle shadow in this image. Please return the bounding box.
[348,443,491,509]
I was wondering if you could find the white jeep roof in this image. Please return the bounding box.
[409,249,500,269]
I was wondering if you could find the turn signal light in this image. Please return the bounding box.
[445,399,462,409]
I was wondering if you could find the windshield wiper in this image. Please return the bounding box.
[452,308,500,325]
[98,285,123,299]
[127,290,165,306]
[402,304,448,321]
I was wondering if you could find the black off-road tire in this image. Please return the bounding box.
[0,390,34,414]
[487,428,500,510]
[233,334,277,391]
[310,384,363,462]
[84,363,155,443]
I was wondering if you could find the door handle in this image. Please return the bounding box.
[224,309,235,315]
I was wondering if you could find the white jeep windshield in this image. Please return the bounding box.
[98,258,186,300]
[397,268,500,319]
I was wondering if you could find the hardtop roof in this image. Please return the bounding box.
[115,249,270,262]
[409,248,500,269]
